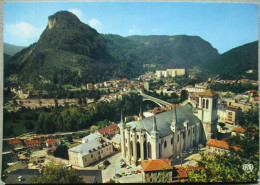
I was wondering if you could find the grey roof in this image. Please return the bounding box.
[127,104,200,137]
[111,134,121,144]
[82,132,102,142]
[69,137,111,157]
[74,169,102,183]
[3,169,40,184]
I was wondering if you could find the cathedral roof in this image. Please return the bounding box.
[127,104,200,137]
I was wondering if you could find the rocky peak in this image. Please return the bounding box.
[48,11,81,29]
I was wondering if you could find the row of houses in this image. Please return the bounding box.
[86,78,149,92]
[6,138,61,151]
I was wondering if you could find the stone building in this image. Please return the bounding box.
[206,139,239,155]
[141,159,173,183]
[120,89,218,166]
[68,134,114,167]
[225,105,242,125]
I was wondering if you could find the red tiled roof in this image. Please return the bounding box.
[207,139,240,151]
[227,105,240,111]
[8,139,22,145]
[141,159,173,172]
[25,140,41,146]
[45,139,60,143]
[198,89,218,97]
[174,167,188,178]
[98,123,119,135]
[232,126,246,133]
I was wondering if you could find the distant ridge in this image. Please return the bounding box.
[4,43,26,56]
[201,41,258,80]
[5,11,220,86]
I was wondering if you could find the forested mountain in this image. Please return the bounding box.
[201,41,258,80]
[127,35,219,68]
[4,43,26,56]
[5,11,219,87]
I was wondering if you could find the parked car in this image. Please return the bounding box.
[124,164,128,168]
[131,171,137,174]
[120,159,124,162]
[115,173,122,178]
[122,172,127,176]
[136,170,141,173]
[126,165,131,169]
[126,171,132,175]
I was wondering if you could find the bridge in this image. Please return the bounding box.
[139,92,173,108]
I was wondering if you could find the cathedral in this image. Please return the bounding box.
[120,89,218,166]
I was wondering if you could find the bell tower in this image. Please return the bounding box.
[197,89,218,142]
[151,115,159,159]
[120,109,126,158]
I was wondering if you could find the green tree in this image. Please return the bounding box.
[30,163,84,184]
[158,167,170,183]
[53,145,69,159]
[180,90,188,102]
[189,108,259,183]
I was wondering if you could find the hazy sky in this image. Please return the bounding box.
[3,1,258,54]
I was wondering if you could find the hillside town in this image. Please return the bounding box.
[2,67,259,183]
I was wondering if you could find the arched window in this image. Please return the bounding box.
[164,140,167,148]
[171,137,173,145]
[137,135,139,139]
[206,99,209,109]
[203,99,205,108]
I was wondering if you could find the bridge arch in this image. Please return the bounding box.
[142,98,164,108]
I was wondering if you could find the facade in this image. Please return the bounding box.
[44,139,61,147]
[225,105,242,125]
[206,139,239,155]
[120,89,218,166]
[68,134,114,167]
[141,159,173,183]
[7,139,23,150]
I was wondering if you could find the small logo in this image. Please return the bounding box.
[242,164,254,173]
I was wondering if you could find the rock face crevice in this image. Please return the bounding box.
[48,18,56,29]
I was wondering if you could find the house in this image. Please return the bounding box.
[86,83,93,90]
[104,81,112,87]
[225,105,242,125]
[44,139,61,147]
[74,169,102,183]
[7,138,23,150]
[141,159,173,183]
[82,132,103,144]
[24,140,41,149]
[98,123,119,138]
[231,126,246,136]
[206,139,239,155]
[172,166,204,183]
[68,137,114,167]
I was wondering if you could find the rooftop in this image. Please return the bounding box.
[232,126,246,133]
[198,89,218,97]
[98,123,119,135]
[7,139,22,145]
[44,139,60,143]
[141,159,173,172]
[207,139,240,151]
[227,105,241,111]
[127,104,200,137]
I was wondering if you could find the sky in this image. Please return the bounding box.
[3,1,259,54]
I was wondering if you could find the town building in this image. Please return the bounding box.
[24,140,41,149]
[225,105,242,125]
[206,139,239,155]
[6,139,23,150]
[231,126,246,137]
[141,159,173,183]
[98,123,119,138]
[172,166,204,183]
[44,139,61,147]
[120,89,219,166]
[68,133,114,167]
